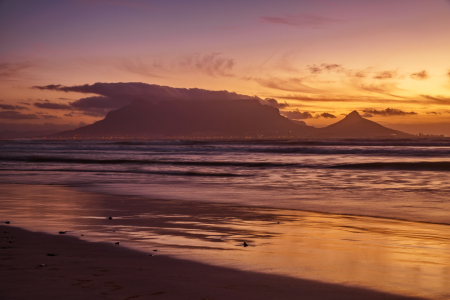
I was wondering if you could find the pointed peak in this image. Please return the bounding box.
[345,110,363,119]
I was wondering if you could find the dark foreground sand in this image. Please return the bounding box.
[0,225,424,300]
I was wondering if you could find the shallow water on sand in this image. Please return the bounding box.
[1,184,449,299]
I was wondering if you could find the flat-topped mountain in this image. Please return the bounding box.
[53,100,411,139]
[54,99,313,139]
[317,110,411,138]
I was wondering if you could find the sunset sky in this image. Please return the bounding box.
[1,0,450,134]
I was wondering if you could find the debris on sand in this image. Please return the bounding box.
[115,242,120,245]
[243,242,248,247]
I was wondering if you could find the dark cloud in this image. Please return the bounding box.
[0,111,39,120]
[255,77,322,93]
[34,102,72,110]
[426,112,439,115]
[0,104,28,110]
[69,96,116,116]
[18,102,31,106]
[373,70,397,80]
[306,63,342,74]
[319,112,336,118]
[362,108,417,116]
[33,82,258,116]
[280,109,313,120]
[410,70,429,80]
[58,97,71,100]
[262,98,289,108]
[33,84,62,90]
[261,14,341,28]
[362,113,373,118]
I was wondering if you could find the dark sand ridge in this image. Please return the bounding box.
[0,225,425,300]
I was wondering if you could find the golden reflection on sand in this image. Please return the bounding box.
[0,184,449,299]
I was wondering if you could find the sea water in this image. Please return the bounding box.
[1,139,450,298]
[1,139,450,224]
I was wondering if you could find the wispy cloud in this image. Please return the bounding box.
[34,102,72,110]
[362,108,417,116]
[255,77,322,93]
[261,14,342,29]
[307,63,343,74]
[175,53,235,77]
[0,111,39,120]
[420,95,450,105]
[410,70,429,80]
[361,82,404,98]
[0,61,33,81]
[373,70,398,80]
[0,104,28,110]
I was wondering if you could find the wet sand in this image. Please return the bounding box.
[0,225,424,300]
[1,183,449,299]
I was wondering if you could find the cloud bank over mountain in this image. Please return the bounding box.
[34,82,261,116]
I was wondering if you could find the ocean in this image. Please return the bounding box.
[1,139,450,224]
[1,139,450,298]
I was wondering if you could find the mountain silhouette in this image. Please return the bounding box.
[54,99,313,139]
[53,101,411,139]
[316,110,411,138]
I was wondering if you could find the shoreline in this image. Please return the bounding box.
[1,183,449,299]
[0,225,425,300]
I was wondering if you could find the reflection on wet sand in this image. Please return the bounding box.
[0,184,449,299]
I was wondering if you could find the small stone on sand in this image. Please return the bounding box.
[153,250,157,252]
[59,231,66,234]
[109,217,113,220]
[115,242,120,245]
[5,221,10,224]
[243,242,248,247]
[81,234,84,236]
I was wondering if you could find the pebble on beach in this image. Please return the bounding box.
[243,242,248,247]
[109,217,113,220]
[5,221,10,224]
[58,231,66,234]
[115,242,120,245]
